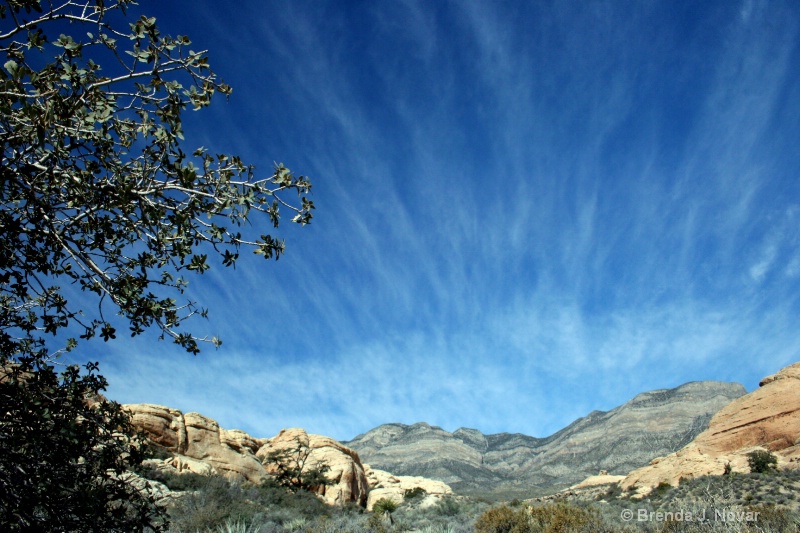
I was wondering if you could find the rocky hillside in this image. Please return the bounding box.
[620,361,800,496]
[343,381,745,495]
[126,404,452,510]
[128,405,370,506]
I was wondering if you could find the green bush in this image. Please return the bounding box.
[372,497,399,514]
[0,361,164,532]
[405,486,428,500]
[747,449,778,474]
[603,484,622,500]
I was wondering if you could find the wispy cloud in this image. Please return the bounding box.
[68,0,800,443]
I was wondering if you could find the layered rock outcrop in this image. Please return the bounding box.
[621,362,800,496]
[344,381,745,494]
[127,404,265,482]
[126,404,369,506]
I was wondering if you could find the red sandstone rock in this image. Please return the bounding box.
[621,362,800,496]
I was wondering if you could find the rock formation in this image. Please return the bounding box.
[126,404,369,506]
[257,428,370,506]
[126,404,265,483]
[621,362,800,496]
[344,381,745,494]
[363,465,452,511]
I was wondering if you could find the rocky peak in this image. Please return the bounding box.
[453,428,488,451]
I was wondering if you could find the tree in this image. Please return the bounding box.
[0,0,313,359]
[0,0,314,528]
[262,437,332,493]
[746,449,778,474]
[0,360,163,531]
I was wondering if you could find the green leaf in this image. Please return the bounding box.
[4,60,18,77]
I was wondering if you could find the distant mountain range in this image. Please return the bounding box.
[342,381,746,497]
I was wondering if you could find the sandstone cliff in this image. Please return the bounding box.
[344,380,745,494]
[620,362,800,496]
[126,404,370,506]
[259,428,370,506]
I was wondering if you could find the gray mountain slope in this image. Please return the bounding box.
[343,381,745,495]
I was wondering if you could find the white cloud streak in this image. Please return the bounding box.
[76,0,800,442]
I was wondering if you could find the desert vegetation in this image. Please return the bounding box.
[129,462,800,532]
[150,467,489,533]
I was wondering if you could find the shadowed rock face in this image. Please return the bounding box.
[621,362,800,496]
[343,381,746,494]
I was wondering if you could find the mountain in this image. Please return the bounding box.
[343,380,745,496]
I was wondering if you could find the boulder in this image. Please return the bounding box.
[256,428,369,506]
[364,464,452,510]
[126,403,186,450]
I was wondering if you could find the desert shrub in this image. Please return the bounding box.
[255,478,329,517]
[747,450,778,474]
[527,502,604,533]
[392,496,487,533]
[434,496,462,516]
[604,484,623,500]
[135,462,211,492]
[167,473,333,531]
[317,511,373,533]
[167,476,262,531]
[211,519,263,533]
[405,486,428,500]
[475,502,608,533]
[419,525,457,533]
[652,482,672,497]
[372,497,400,514]
[749,503,799,531]
[474,505,526,533]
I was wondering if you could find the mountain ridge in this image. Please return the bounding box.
[343,380,746,496]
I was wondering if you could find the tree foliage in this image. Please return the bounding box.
[0,359,164,531]
[262,437,332,494]
[0,0,314,359]
[747,449,778,474]
[0,0,314,529]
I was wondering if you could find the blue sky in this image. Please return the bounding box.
[78,0,800,441]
